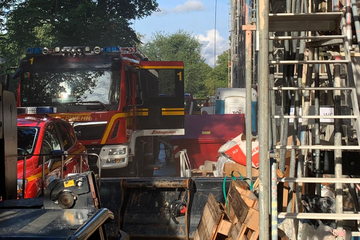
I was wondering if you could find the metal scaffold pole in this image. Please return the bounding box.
[258,0,269,239]
[244,0,255,187]
[245,26,253,184]
[230,0,237,87]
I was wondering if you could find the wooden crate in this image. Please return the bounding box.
[195,181,263,240]
[194,193,232,240]
[231,222,259,240]
[227,180,259,240]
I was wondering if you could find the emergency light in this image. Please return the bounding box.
[26,46,93,56]
[26,48,42,55]
[17,106,57,114]
[25,46,140,57]
[103,46,121,53]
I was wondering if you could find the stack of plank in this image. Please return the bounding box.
[194,179,289,240]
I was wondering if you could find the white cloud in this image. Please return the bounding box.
[173,1,205,12]
[197,29,229,67]
[155,1,205,16]
[154,8,170,16]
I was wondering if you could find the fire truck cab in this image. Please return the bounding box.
[11,46,185,177]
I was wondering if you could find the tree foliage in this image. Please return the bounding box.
[0,0,158,69]
[204,50,230,96]
[142,30,211,96]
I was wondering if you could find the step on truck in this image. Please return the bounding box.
[10,46,185,177]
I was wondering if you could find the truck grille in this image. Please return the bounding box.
[74,123,107,141]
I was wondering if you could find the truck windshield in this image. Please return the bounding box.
[18,127,38,158]
[18,58,121,112]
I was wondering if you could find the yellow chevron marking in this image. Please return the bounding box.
[139,66,183,69]
[161,112,185,116]
[101,113,126,144]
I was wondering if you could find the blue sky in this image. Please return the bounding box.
[132,0,230,67]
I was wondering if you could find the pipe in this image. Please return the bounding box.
[271,158,278,240]
[245,25,254,185]
[258,0,270,238]
[269,39,277,151]
[314,48,321,195]
[245,0,252,24]
[351,0,360,49]
[334,61,344,239]
[231,0,236,87]
[236,0,241,87]
[346,0,352,50]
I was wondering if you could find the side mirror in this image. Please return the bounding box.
[0,74,9,91]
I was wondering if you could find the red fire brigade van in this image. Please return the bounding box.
[17,114,89,198]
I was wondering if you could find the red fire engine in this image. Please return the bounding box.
[11,46,185,177]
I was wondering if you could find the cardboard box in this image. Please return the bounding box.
[223,162,259,178]
[220,133,259,168]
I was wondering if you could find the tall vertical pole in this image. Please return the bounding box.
[271,158,278,240]
[244,24,256,183]
[334,61,344,239]
[351,0,360,49]
[346,0,352,50]
[236,0,241,87]
[258,0,269,239]
[245,0,252,24]
[245,0,254,187]
[314,48,321,195]
[279,0,292,175]
[231,0,237,87]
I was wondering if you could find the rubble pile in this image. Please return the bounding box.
[194,179,288,240]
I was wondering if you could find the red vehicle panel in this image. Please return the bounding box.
[12,46,185,177]
[17,114,89,198]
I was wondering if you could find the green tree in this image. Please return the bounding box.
[142,30,211,96]
[0,0,158,68]
[204,50,229,96]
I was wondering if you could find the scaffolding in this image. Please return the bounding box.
[231,0,360,239]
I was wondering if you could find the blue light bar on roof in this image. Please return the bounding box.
[36,106,56,114]
[103,46,121,53]
[26,47,42,55]
[17,106,57,114]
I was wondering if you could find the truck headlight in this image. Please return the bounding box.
[108,148,126,155]
[17,179,27,198]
